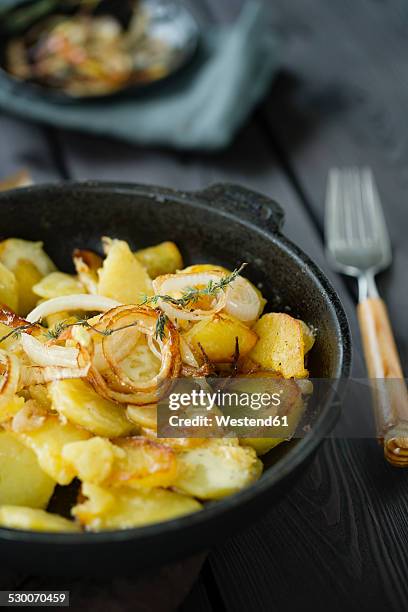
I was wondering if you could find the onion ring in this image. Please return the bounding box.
[152,272,227,322]
[153,270,262,325]
[27,294,121,323]
[87,306,180,405]
[0,350,21,400]
[223,276,262,324]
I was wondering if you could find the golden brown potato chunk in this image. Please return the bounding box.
[0,506,80,532]
[0,262,18,311]
[16,415,91,485]
[0,431,55,508]
[13,259,43,315]
[72,483,202,531]
[49,379,135,438]
[126,404,157,431]
[33,272,84,300]
[173,441,262,500]
[62,436,178,489]
[183,314,258,363]
[134,242,183,278]
[98,238,152,302]
[0,239,56,316]
[249,313,308,378]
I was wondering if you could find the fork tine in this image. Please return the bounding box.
[344,168,358,245]
[325,168,342,249]
[325,166,392,276]
[361,168,391,251]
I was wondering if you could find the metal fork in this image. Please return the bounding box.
[325,167,408,466]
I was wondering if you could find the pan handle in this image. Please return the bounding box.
[196,184,285,234]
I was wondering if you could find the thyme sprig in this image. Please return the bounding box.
[0,322,39,345]
[155,313,169,341]
[141,263,247,310]
[45,312,170,342]
[43,316,112,341]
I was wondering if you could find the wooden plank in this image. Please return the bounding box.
[261,0,408,369]
[210,438,408,612]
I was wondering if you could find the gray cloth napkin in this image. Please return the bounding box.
[0,1,281,150]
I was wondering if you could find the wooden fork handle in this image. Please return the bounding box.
[357,297,408,466]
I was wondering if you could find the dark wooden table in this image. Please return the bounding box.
[1,1,408,610]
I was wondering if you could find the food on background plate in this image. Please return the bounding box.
[5,1,186,97]
[0,236,315,533]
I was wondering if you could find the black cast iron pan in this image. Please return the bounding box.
[0,182,351,576]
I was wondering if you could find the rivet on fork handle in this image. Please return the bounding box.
[357,295,408,466]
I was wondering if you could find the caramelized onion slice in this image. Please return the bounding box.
[87,306,181,406]
[153,270,262,325]
[0,350,21,399]
[73,249,103,295]
[19,363,91,387]
[27,295,121,323]
[223,276,262,324]
[21,333,79,368]
[102,307,180,392]
[152,272,227,322]
[19,343,91,388]
[180,337,199,368]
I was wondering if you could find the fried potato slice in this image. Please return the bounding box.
[111,437,178,488]
[49,379,135,438]
[0,239,56,315]
[72,482,201,531]
[299,320,316,354]
[62,436,178,489]
[249,313,308,378]
[173,440,262,500]
[0,239,56,277]
[0,395,25,425]
[16,415,91,485]
[223,373,305,454]
[98,238,152,302]
[33,272,84,300]
[0,262,18,312]
[0,431,55,508]
[183,314,258,364]
[0,506,80,532]
[134,242,183,279]
[13,259,43,315]
[237,377,305,456]
[126,404,157,431]
[141,427,208,450]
